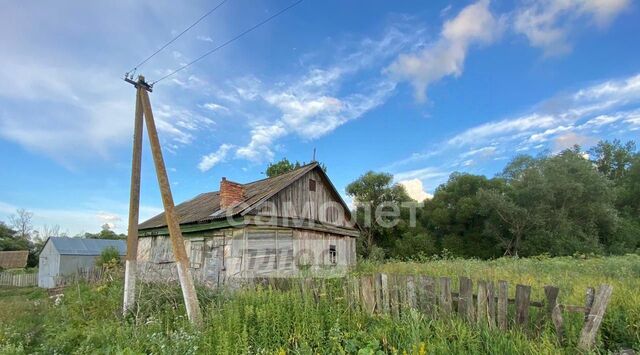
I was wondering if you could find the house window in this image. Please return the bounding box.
[329,244,337,265]
[190,241,203,269]
[309,179,316,192]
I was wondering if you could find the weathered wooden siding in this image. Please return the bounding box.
[254,170,350,227]
[137,226,356,286]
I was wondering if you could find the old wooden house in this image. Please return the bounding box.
[137,162,358,286]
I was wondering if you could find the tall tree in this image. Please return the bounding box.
[346,171,412,257]
[9,208,33,240]
[589,139,636,181]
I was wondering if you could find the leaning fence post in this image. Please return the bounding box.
[544,285,564,345]
[439,277,452,315]
[578,285,613,351]
[515,284,531,327]
[458,277,474,322]
[497,280,508,330]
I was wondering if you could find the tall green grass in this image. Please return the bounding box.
[0,255,638,354]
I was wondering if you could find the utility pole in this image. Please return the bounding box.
[124,75,203,326]
[123,79,144,315]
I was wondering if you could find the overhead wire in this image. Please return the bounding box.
[150,0,304,85]
[127,0,230,75]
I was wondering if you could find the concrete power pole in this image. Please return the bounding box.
[123,75,203,326]
[123,81,144,315]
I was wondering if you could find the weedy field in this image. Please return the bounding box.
[0,255,638,354]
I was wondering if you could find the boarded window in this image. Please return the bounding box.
[190,241,203,269]
[309,179,316,191]
[329,244,337,265]
[246,230,277,274]
[245,229,295,274]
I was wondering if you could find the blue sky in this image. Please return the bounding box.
[0,0,639,236]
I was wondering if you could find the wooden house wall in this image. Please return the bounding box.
[136,226,356,286]
[254,170,351,228]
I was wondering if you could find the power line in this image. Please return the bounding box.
[151,0,304,85]
[127,0,229,74]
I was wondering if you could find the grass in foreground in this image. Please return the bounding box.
[0,255,638,354]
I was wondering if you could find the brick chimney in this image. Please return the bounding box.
[220,177,244,209]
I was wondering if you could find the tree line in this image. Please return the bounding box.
[344,139,639,260]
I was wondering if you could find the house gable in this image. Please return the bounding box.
[250,167,352,228]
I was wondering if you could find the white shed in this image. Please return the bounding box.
[38,237,126,288]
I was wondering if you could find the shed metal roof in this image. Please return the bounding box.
[48,237,126,256]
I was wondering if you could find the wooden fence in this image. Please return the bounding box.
[54,267,118,287]
[0,271,37,287]
[254,274,613,351]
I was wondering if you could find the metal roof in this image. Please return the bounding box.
[48,237,126,256]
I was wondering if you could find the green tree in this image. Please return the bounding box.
[589,139,636,181]
[502,149,617,256]
[265,158,327,177]
[346,171,412,258]
[83,224,126,240]
[422,173,506,258]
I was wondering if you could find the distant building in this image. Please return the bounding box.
[137,162,359,287]
[0,250,29,270]
[38,237,126,288]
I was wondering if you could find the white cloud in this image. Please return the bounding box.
[553,132,592,151]
[196,35,213,43]
[198,143,233,171]
[202,102,229,113]
[514,0,630,56]
[399,178,433,201]
[387,0,502,101]
[211,25,415,164]
[393,166,449,182]
[388,72,640,178]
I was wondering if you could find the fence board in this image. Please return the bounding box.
[498,280,508,330]
[378,273,390,315]
[360,275,376,314]
[486,281,496,328]
[477,280,488,326]
[578,285,613,350]
[389,274,400,318]
[515,284,531,326]
[406,276,417,310]
[584,287,595,321]
[544,285,563,344]
[459,277,474,322]
[439,277,452,315]
[420,276,436,315]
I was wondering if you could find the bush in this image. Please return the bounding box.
[96,246,121,268]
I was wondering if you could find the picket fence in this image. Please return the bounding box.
[253,274,613,351]
[0,271,37,287]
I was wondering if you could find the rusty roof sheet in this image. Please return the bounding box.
[0,250,29,269]
[139,162,320,230]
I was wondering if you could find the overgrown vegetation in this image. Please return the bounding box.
[1,255,638,354]
[348,139,640,260]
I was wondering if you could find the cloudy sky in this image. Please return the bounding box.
[0,0,638,235]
